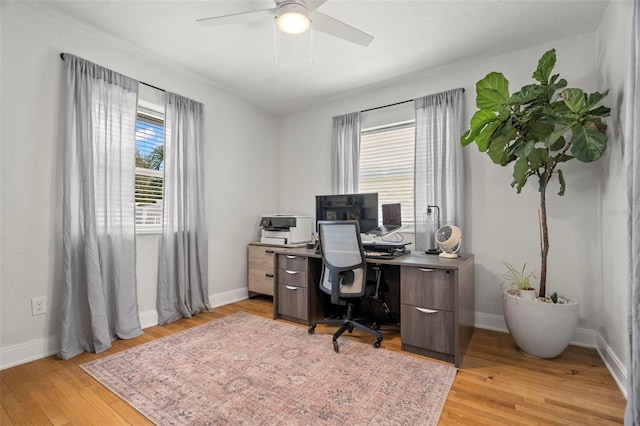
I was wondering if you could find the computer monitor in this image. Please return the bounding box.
[368,203,402,237]
[315,193,378,234]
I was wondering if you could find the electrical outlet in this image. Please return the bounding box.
[31,297,46,315]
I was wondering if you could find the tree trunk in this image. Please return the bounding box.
[539,190,549,298]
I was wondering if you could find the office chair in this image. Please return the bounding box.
[308,220,383,353]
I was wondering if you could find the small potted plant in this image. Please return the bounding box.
[461,48,610,358]
[501,262,537,300]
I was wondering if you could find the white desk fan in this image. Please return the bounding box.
[435,225,462,258]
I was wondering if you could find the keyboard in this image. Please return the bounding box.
[364,250,397,259]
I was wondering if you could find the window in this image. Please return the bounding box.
[358,122,415,226]
[135,112,164,233]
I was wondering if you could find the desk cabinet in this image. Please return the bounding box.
[274,253,323,325]
[247,244,276,296]
[400,264,474,367]
[277,254,309,320]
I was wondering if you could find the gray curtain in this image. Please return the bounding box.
[625,1,640,423]
[157,92,210,324]
[414,88,465,252]
[331,112,361,194]
[59,54,142,360]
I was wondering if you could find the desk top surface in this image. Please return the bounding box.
[267,245,474,270]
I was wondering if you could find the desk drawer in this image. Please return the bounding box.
[278,254,308,272]
[401,267,454,312]
[401,303,455,355]
[278,284,308,320]
[248,268,274,296]
[248,245,275,270]
[278,268,308,288]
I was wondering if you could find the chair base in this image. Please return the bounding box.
[308,304,383,353]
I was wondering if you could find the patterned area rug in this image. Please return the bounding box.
[81,312,457,425]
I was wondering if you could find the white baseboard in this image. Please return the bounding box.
[0,336,58,370]
[139,309,159,329]
[474,311,508,333]
[209,287,249,308]
[596,334,629,399]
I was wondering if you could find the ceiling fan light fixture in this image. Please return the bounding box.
[277,3,310,34]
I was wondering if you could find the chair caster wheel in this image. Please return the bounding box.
[333,340,339,353]
[373,339,382,348]
[308,325,316,334]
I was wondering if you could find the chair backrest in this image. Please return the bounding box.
[318,221,367,304]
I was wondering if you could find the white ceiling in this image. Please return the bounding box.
[27,0,609,115]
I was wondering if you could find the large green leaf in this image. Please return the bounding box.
[461,109,499,145]
[476,72,510,110]
[560,88,587,114]
[527,120,554,142]
[548,135,567,151]
[532,49,556,84]
[486,125,517,165]
[511,139,534,158]
[570,124,608,162]
[527,147,549,170]
[557,169,566,196]
[512,156,529,192]
[588,105,611,117]
[487,133,512,165]
[510,84,545,105]
[474,119,501,152]
[586,90,609,109]
[545,124,574,148]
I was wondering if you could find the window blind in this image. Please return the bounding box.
[135,113,164,233]
[358,123,415,225]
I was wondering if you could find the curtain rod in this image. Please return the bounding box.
[59,52,166,93]
[360,87,465,113]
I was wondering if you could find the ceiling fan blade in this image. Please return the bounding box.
[311,11,373,47]
[307,0,328,12]
[196,8,276,26]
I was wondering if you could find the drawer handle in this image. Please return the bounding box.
[265,250,274,254]
[286,255,297,259]
[285,270,299,275]
[415,307,438,314]
[265,273,274,278]
[418,268,435,272]
[285,285,299,290]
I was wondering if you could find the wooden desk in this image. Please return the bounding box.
[270,247,474,367]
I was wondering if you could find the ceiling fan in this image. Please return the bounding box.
[196,0,374,47]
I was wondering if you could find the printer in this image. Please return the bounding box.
[259,214,312,245]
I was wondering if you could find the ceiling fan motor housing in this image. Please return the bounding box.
[277,0,310,34]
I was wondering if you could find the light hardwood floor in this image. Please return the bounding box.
[1,296,626,425]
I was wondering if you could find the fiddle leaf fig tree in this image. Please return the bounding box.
[461,49,610,299]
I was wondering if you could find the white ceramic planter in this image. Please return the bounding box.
[503,290,578,358]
